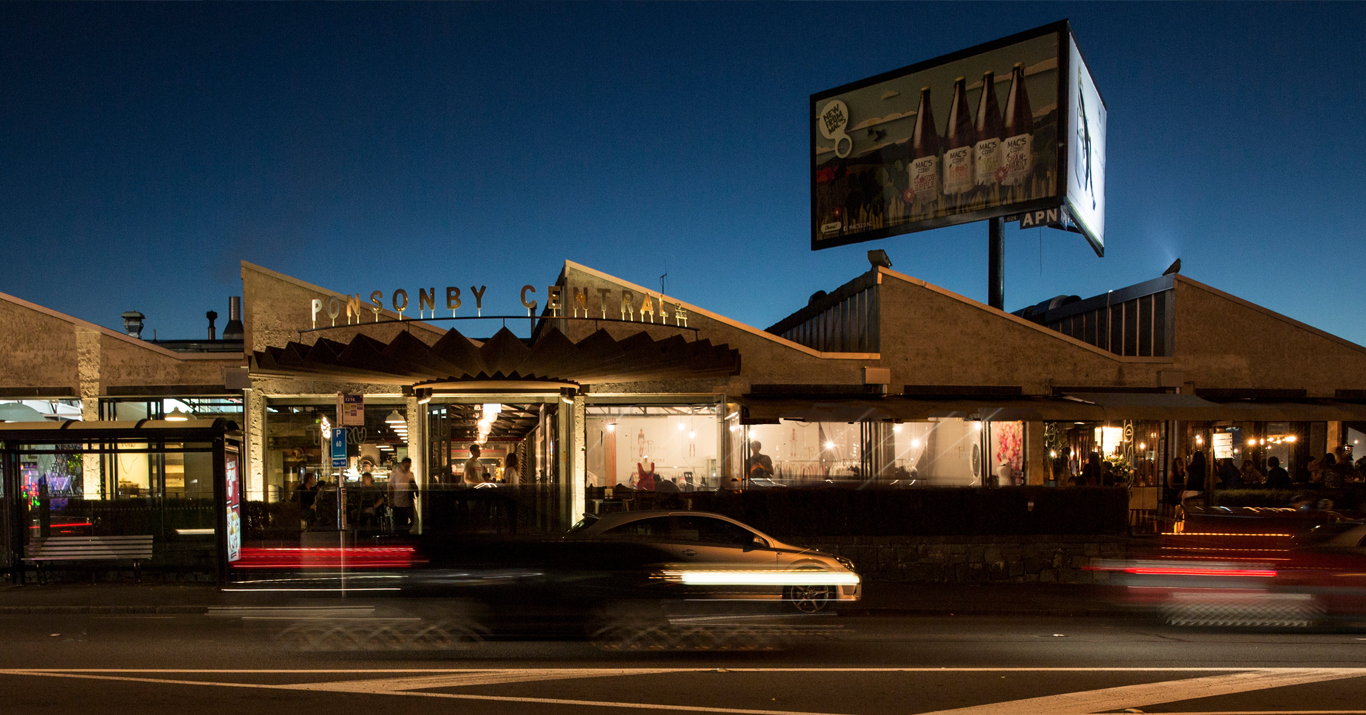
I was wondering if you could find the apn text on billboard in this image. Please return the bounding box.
[811,22,1102,254]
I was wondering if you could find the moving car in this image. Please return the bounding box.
[1093,520,1366,628]
[568,510,860,612]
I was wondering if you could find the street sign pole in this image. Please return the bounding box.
[988,217,1004,310]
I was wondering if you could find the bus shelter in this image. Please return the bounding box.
[0,419,242,585]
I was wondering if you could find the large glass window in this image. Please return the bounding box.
[891,419,981,486]
[263,399,407,504]
[100,397,242,423]
[585,404,720,490]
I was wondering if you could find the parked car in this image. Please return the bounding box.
[567,510,860,612]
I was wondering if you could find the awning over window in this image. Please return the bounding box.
[741,397,1105,423]
[741,393,1366,424]
[251,327,741,387]
[1065,392,1366,422]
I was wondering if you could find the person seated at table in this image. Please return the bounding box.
[358,472,385,530]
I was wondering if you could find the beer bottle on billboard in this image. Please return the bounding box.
[973,70,1004,189]
[942,77,975,197]
[909,86,940,205]
[1001,62,1034,188]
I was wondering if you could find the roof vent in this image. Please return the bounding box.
[222,297,244,340]
[808,290,828,306]
[121,311,145,339]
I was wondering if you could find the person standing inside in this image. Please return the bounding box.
[502,452,520,485]
[1081,452,1102,486]
[1265,456,1292,490]
[1331,446,1356,488]
[388,457,419,534]
[1188,449,1209,493]
[463,444,487,485]
[748,441,774,481]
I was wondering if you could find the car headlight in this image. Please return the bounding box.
[835,555,856,572]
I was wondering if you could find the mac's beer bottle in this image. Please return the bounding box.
[942,77,975,197]
[1001,62,1034,188]
[909,86,941,206]
[973,70,1004,189]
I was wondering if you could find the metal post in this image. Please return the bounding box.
[988,217,1004,310]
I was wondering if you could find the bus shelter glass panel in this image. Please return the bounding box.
[20,440,218,569]
[586,404,720,491]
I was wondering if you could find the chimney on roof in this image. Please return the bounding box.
[222,297,244,340]
[206,310,218,340]
[121,311,145,339]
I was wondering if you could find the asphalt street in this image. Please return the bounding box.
[0,608,1363,715]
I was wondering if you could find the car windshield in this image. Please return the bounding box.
[567,514,599,534]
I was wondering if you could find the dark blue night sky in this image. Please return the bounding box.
[2,3,1363,343]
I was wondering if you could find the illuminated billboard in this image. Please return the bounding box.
[811,21,1105,255]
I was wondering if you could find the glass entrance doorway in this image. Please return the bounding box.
[424,393,572,535]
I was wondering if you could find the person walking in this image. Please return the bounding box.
[388,457,419,534]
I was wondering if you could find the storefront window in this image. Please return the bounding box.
[100,396,242,422]
[263,399,406,504]
[891,419,980,486]
[586,404,719,490]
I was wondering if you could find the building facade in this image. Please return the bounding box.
[4,258,1366,573]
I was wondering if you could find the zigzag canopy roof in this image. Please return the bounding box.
[251,326,741,387]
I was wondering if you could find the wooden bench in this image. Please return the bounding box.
[25,535,154,584]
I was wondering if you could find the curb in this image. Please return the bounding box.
[0,606,208,615]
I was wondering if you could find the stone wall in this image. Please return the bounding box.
[803,534,1127,584]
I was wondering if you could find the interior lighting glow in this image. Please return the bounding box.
[607,423,616,433]
[911,440,922,449]
[678,423,686,431]
[385,410,404,425]
[1049,450,1058,458]
[165,407,191,421]
[893,424,903,433]
[688,431,696,439]
[1287,436,1297,443]
[824,441,835,450]
[666,570,860,587]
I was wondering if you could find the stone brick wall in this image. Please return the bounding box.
[802,535,1127,584]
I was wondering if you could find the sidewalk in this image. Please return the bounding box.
[0,581,1129,617]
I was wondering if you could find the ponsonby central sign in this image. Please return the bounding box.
[309,285,689,329]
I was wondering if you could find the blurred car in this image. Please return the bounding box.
[1093,520,1366,628]
[567,510,860,612]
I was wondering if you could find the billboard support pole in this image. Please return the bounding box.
[988,217,1004,310]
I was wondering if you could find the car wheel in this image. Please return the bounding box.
[784,584,834,613]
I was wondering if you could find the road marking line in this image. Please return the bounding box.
[8,667,1353,673]
[0,670,849,715]
[917,668,1366,715]
[290,669,691,692]
[4,668,1366,715]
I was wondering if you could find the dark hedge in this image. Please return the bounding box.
[681,487,1129,538]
